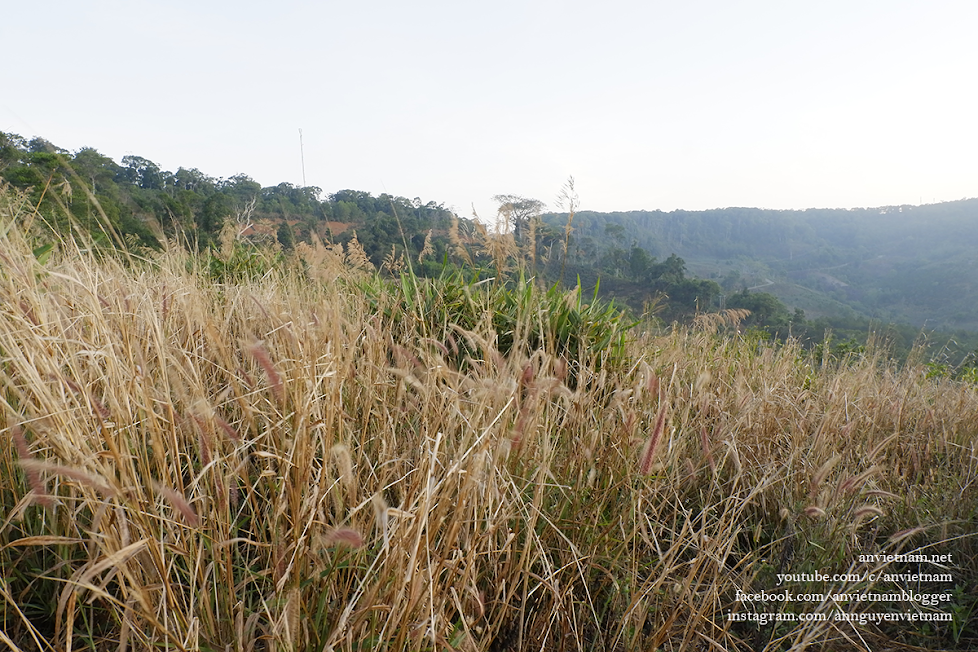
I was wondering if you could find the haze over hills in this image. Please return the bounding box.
[547,200,978,332]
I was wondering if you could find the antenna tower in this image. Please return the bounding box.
[299,128,307,187]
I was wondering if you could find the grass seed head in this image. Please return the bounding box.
[19,460,117,497]
[12,424,54,507]
[700,426,716,473]
[853,505,884,520]
[325,528,365,549]
[804,506,827,519]
[639,404,667,475]
[245,340,284,404]
[152,480,200,527]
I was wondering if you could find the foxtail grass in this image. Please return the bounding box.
[1,187,977,650]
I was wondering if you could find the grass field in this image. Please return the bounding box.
[1,187,977,651]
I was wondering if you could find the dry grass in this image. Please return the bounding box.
[1,187,977,651]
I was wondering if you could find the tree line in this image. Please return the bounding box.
[0,132,457,268]
[5,131,976,365]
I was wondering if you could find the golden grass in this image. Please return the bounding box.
[1,189,977,651]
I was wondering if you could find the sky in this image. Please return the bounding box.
[3,0,978,218]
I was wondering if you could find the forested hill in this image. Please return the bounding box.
[0,132,459,271]
[5,130,978,361]
[0,133,735,322]
[546,201,978,332]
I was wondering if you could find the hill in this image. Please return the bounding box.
[5,130,978,365]
[546,201,978,332]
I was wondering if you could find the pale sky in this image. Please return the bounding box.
[3,1,977,217]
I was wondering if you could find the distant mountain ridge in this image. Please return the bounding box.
[545,199,978,331]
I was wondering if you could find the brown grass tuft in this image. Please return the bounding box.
[151,481,200,527]
[1,192,976,651]
[639,403,667,475]
[700,426,716,473]
[804,506,827,519]
[18,460,116,497]
[11,424,54,508]
[324,528,365,549]
[245,339,284,405]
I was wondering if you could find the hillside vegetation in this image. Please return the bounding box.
[547,201,978,333]
[0,132,459,263]
[6,130,978,369]
[2,184,977,651]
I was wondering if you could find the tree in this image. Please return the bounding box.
[221,173,261,196]
[0,132,27,166]
[198,193,230,235]
[605,222,626,244]
[629,246,652,279]
[727,290,793,336]
[72,148,121,191]
[277,222,295,250]
[172,167,214,193]
[493,194,544,243]
[119,155,165,190]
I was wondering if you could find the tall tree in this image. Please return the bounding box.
[493,194,545,243]
[119,155,165,190]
